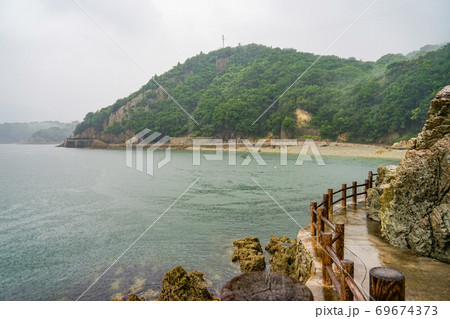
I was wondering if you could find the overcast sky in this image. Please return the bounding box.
[0,0,449,123]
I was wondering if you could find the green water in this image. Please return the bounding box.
[0,144,398,300]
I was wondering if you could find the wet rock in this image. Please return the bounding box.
[112,293,145,301]
[157,266,218,301]
[366,165,398,221]
[232,237,266,272]
[371,86,450,262]
[366,188,381,221]
[127,293,145,301]
[265,235,314,283]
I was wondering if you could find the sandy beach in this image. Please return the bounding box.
[184,141,407,160]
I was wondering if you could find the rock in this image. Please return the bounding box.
[337,133,349,142]
[375,148,392,154]
[372,86,450,262]
[366,165,398,221]
[112,293,145,301]
[90,139,109,149]
[413,86,450,150]
[127,293,145,301]
[264,235,314,283]
[232,237,266,272]
[392,140,408,149]
[221,272,314,301]
[366,188,381,221]
[156,266,218,301]
[375,165,398,188]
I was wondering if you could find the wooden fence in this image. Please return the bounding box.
[309,171,405,301]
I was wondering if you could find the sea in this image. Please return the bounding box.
[0,144,399,300]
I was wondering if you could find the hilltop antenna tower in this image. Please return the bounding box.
[222,34,225,48]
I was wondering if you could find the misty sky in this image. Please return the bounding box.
[0,0,449,123]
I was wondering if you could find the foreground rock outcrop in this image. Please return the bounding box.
[231,237,266,272]
[265,235,314,283]
[156,266,218,301]
[368,86,450,262]
[366,165,398,221]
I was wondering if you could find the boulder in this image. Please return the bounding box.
[370,86,450,262]
[264,235,314,283]
[156,266,218,301]
[232,237,266,272]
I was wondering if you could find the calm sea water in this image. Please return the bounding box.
[0,144,399,300]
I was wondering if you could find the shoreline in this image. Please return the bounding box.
[63,140,407,160]
[186,143,407,160]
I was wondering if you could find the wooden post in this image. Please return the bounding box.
[322,233,332,286]
[310,202,317,236]
[335,223,345,261]
[323,193,329,220]
[368,171,373,188]
[364,179,369,204]
[369,267,405,301]
[328,189,333,218]
[340,259,354,301]
[352,181,357,206]
[342,184,347,208]
[317,208,324,245]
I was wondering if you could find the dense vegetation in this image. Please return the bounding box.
[74,43,449,142]
[28,126,76,143]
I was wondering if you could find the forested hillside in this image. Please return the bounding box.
[74,43,449,143]
[0,121,77,143]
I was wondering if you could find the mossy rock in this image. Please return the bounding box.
[232,237,266,272]
[157,266,218,301]
[265,235,314,283]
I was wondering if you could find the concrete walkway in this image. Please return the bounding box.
[299,201,450,301]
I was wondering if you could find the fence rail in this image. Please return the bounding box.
[308,170,404,301]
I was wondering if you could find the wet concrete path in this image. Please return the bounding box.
[300,202,450,301]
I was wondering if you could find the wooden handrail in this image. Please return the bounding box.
[325,244,343,270]
[320,215,336,232]
[308,170,402,301]
[331,231,341,244]
[309,170,381,301]
[326,265,341,295]
[332,189,341,195]
[345,277,366,301]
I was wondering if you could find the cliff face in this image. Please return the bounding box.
[372,86,450,262]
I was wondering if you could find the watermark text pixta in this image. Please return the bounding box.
[193,138,325,166]
[126,129,325,176]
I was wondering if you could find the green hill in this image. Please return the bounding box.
[28,124,77,144]
[0,121,77,144]
[74,43,450,143]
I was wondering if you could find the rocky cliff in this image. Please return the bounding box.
[368,86,450,262]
